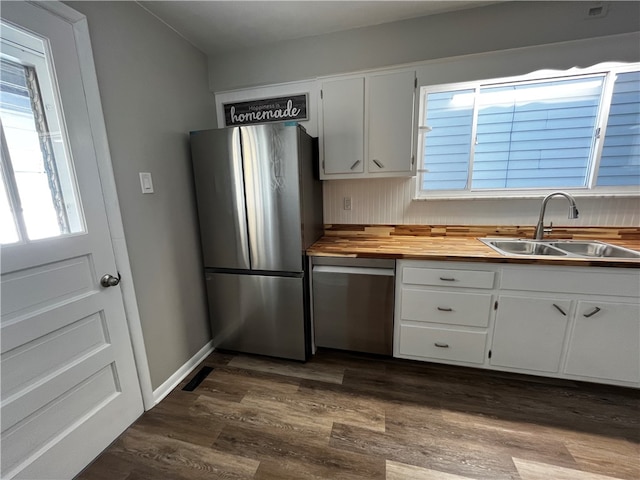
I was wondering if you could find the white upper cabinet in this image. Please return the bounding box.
[321,77,365,174]
[367,70,416,174]
[319,69,416,179]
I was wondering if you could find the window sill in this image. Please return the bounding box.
[413,189,640,201]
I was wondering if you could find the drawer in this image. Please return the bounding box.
[398,325,487,364]
[501,266,640,297]
[401,289,492,327]
[402,267,495,289]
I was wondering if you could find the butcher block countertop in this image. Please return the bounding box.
[307,225,640,268]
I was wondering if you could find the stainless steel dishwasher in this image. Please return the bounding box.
[312,257,395,355]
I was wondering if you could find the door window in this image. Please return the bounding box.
[1,22,84,244]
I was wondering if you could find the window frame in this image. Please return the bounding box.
[1,20,85,244]
[415,62,640,200]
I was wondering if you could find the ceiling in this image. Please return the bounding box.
[138,1,500,57]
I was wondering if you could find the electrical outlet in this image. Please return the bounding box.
[343,197,352,211]
[585,2,608,18]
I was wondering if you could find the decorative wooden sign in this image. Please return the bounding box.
[223,94,308,126]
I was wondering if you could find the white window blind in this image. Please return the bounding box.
[422,89,474,190]
[473,76,603,189]
[418,64,640,196]
[597,71,640,186]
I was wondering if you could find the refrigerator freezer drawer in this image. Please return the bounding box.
[205,272,309,361]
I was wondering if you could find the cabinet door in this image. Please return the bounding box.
[490,296,571,373]
[321,77,364,174]
[564,301,640,383]
[368,70,415,174]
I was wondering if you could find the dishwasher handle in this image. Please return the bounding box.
[312,265,395,277]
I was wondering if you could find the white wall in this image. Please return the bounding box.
[323,178,639,227]
[67,1,215,389]
[209,1,640,92]
[212,2,640,227]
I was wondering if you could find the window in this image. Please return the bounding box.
[417,64,640,198]
[1,22,83,244]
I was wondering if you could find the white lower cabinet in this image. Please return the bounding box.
[395,261,498,367]
[394,260,640,388]
[564,301,640,383]
[490,296,570,373]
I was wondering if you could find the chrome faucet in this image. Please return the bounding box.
[534,192,579,240]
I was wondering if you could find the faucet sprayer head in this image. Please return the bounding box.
[569,205,579,219]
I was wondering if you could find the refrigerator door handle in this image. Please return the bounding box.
[231,128,251,268]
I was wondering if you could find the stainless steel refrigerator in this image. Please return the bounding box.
[190,123,323,361]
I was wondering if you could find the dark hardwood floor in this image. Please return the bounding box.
[77,349,639,480]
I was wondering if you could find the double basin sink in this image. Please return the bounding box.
[479,238,640,259]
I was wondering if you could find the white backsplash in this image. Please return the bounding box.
[323,178,640,226]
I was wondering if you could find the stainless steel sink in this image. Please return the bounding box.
[484,240,568,256]
[548,241,640,259]
[479,238,640,259]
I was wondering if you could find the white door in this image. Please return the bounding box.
[1,3,143,479]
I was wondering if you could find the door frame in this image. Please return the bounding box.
[25,0,154,409]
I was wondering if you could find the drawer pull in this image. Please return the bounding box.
[350,160,361,170]
[437,307,453,312]
[434,342,450,348]
[439,277,456,282]
[372,159,385,169]
[552,303,567,316]
[583,307,601,318]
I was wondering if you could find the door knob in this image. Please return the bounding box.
[100,272,121,288]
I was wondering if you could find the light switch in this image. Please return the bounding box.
[139,172,154,194]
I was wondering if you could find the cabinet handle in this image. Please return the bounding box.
[437,307,453,312]
[372,159,384,169]
[583,307,601,318]
[552,303,567,316]
[434,342,449,348]
[439,277,456,282]
[350,160,361,170]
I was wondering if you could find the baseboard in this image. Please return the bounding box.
[151,339,215,407]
